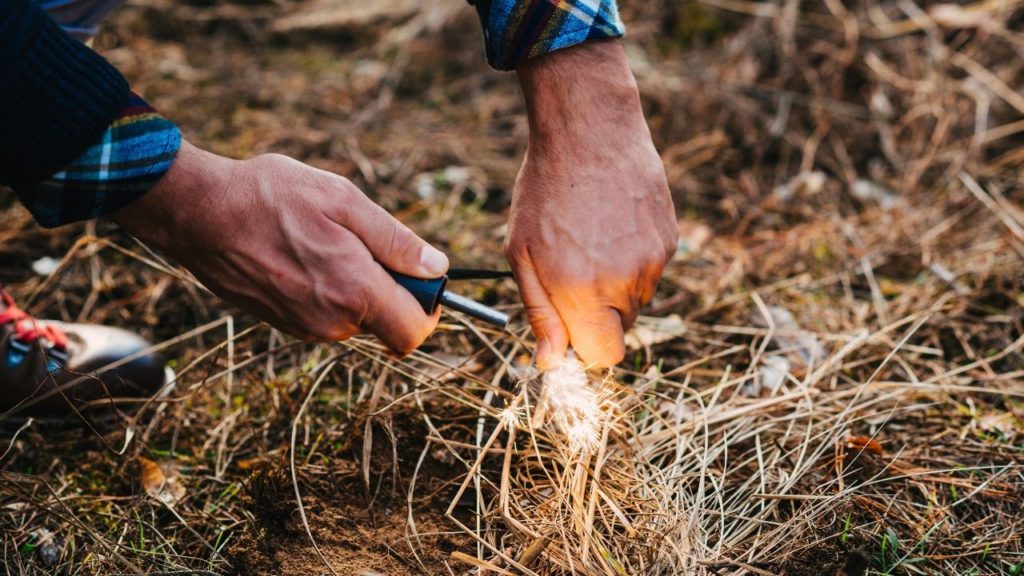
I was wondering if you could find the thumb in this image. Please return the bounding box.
[509,250,570,370]
[344,195,448,278]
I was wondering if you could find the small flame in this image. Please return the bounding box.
[566,420,600,452]
[541,355,602,452]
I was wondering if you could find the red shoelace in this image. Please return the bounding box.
[0,291,68,351]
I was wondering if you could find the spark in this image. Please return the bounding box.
[540,354,603,452]
[499,405,522,432]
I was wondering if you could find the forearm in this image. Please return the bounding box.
[516,40,646,147]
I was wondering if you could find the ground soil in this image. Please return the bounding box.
[228,409,473,576]
[229,473,463,576]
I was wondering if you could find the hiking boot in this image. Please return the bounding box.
[0,287,171,420]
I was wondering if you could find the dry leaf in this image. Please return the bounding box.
[851,179,899,210]
[139,457,186,505]
[29,527,59,567]
[236,456,265,471]
[742,355,790,397]
[774,171,826,201]
[978,412,1018,439]
[758,307,825,367]
[625,314,687,351]
[846,435,884,456]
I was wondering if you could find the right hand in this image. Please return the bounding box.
[111,140,448,354]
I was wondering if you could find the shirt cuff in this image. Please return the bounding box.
[469,0,625,71]
[15,92,181,228]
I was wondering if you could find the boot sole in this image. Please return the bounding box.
[0,366,178,431]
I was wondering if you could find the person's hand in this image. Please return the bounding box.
[508,40,677,369]
[111,141,448,354]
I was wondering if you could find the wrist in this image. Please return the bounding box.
[110,141,235,250]
[517,40,644,146]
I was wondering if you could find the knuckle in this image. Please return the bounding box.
[639,238,673,271]
[648,247,671,270]
[663,233,679,254]
[526,304,559,324]
[527,310,565,339]
[347,284,375,328]
[381,221,403,258]
[332,175,360,199]
[503,239,529,262]
[663,227,680,260]
[366,207,423,264]
[664,239,678,262]
[643,153,669,183]
[310,166,340,187]
[620,297,641,324]
[256,153,292,170]
[394,227,423,263]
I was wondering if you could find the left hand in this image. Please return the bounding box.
[112,142,446,354]
[507,40,677,369]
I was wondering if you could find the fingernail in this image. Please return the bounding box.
[535,339,552,370]
[419,245,449,277]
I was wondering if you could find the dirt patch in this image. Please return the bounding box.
[228,408,471,576]
[229,494,461,576]
[780,544,869,576]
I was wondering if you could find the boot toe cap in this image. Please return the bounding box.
[62,323,169,400]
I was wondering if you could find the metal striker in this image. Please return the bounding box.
[387,269,510,329]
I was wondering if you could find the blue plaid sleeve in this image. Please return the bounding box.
[469,0,625,71]
[15,92,181,228]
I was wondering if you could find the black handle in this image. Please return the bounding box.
[386,270,448,314]
[385,268,510,329]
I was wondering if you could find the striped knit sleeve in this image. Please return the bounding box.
[14,92,181,228]
[469,0,625,71]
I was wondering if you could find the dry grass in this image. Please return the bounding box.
[2,0,1024,575]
